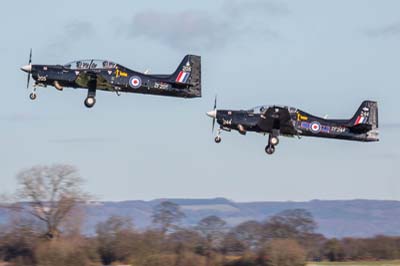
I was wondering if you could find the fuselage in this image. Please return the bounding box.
[28,61,199,98]
[213,106,379,142]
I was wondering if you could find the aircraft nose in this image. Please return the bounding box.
[206,110,217,118]
[20,64,32,73]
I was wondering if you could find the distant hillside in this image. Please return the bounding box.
[2,198,400,238]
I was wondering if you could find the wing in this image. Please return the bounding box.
[257,106,298,135]
[75,71,114,90]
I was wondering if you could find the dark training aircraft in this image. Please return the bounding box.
[20,50,201,108]
[206,99,379,155]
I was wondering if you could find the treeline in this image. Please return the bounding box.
[1,207,400,266]
[1,165,400,266]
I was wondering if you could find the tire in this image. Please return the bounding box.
[29,93,37,100]
[270,136,279,146]
[265,145,275,155]
[84,97,96,108]
[215,136,222,143]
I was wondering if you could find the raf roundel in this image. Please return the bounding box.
[129,76,142,89]
[310,121,321,133]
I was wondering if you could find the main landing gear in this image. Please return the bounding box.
[265,130,280,155]
[84,88,96,108]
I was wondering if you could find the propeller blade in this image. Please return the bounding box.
[211,95,217,133]
[26,49,32,89]
[26,73,31,89]
[28,48,32,64]
[213,95,217,110]
[212,117,215,133]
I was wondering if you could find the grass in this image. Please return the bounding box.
[308,260,400,266]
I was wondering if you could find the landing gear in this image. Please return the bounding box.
[265,145,275,155]
[214,128,222,143]
[29,92,37,100]
[84,97,96,108]
[84,87,96,108]
[270,136,279,146]
[265,132,279,155]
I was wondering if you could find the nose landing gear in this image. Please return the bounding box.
[214,128,222,143]
[29,92,37,100]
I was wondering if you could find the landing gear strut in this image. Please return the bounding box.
[214,128,222,143]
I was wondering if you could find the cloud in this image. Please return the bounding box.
[121,0,287,51]
[49,137,115,144]
[222,0,289,18]
[46,21,96,56]
[129,10,234,50]
[364,22,400,37]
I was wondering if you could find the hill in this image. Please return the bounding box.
[79,198,400,238]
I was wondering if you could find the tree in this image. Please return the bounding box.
[323,238,345,262]
[96,216,135,265]
[231,220,263,250]
[263,209,317,240]
[259,239,306,266]
[2,164,89,239]
[152,201,185,233]
[196,215,227,260]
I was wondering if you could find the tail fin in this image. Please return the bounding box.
[348,101,379,141]
[350,100,378,128]
[170,55,201,97]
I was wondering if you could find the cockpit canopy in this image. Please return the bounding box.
[247,105,297,114]
[63,60,117,70]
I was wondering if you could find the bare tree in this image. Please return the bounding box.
[263,209,317,241]
[1,164,89,239]
[152,201,185,233]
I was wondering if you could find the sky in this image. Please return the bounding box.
[0,0,399,202]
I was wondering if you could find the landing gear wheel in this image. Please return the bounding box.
[265,145,275,155]
[84,97,96,108]
[29,93,37,100]
[270,136,279,146]
[215,136,222,143]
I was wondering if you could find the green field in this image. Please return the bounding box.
[308,261,400,266]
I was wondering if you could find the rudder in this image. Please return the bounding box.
[170,55,201,97]
[350,100,378,128]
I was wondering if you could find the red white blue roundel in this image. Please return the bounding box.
[310,121,321,133]
[129,76,142,89]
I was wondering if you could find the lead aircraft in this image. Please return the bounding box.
[20,50,201,108]
[206,99,379,155]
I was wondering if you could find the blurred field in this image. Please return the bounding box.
[308,261,400,266]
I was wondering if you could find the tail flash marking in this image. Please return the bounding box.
[354,115,367,125]
[176,71,190,83]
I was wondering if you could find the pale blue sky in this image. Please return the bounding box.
[0,0,399,201]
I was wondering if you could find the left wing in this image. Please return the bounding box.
[257,106,298,135]
[75,71,114,90]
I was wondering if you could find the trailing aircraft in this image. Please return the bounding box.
[20,50,201,108]
[206,99,379,155]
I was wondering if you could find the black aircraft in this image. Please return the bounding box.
[206,99,379,155]
[20,50,201,108]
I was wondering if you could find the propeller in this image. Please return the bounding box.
[211,95,217,133]
[206,95,218,132]
[25,49,32,89]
